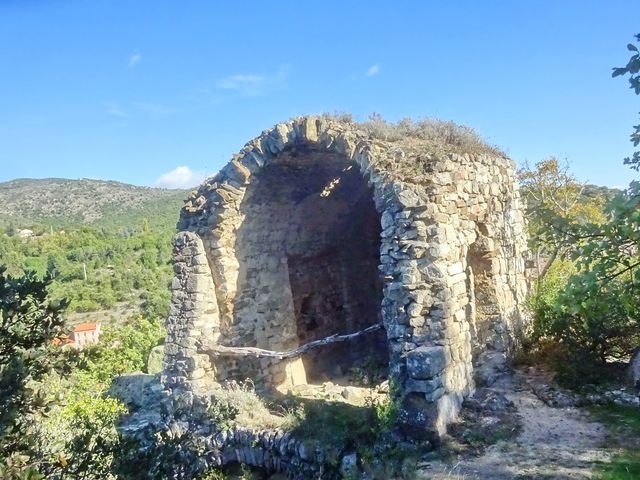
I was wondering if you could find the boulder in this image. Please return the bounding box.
[340,452,358,478]
[397,392,438,440]
[109,373,156,409]
[474,350,508,387]
[341,386,364,403]
[147,344,164,374]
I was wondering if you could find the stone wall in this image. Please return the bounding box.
[162,116,529,439]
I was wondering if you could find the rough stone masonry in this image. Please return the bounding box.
[161,116,529,439]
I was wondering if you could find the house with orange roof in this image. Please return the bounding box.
[69,321,101,349]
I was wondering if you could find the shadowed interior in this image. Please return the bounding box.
[224,146,388,387]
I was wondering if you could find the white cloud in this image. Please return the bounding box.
[105,102,127,118]
[216,74,265,96]
[128,50,142,68]
[215,65,289,97]
[366,64,380,77]
[154,166,206,189]
[133,101,172,117]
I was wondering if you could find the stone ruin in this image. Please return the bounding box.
[161,116,529,440]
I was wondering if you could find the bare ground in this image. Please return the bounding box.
[417,369,611,479]
[66,300,142,328]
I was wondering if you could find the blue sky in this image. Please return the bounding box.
[0,1,638,188]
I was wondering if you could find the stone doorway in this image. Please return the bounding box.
[226,146,388,389]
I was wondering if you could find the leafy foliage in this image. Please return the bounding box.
[78,315,165,382]
[0,225,174,317]
[518,157,608,286]
[527,34,640,385]
[612,33,640,173]
[0,267,67,476]
[0,267,166,479]
[34,391,128,480]
[21,315,164,479]
[0,174,183,478]
[530,189,640,371]
[534,277,638,362]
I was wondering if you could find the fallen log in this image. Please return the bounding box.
[200,323,384,360]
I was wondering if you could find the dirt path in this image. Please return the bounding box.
[417,370,611,479]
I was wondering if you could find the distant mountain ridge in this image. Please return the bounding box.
[0,177,622,231]
[0,178,189,229]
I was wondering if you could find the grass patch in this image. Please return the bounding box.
[312,113,507,184]
[207,380,400,453]
[284,394,425,478]
[594,451,640,480]
[590,403,640,480]
[207,381,298,431]
[205,380,419,477]
[288,398,377,451]
[589,403,640,435]
[360,114,504,156]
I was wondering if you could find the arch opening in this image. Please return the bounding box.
[466,224,501,356]
[224,146,388,389]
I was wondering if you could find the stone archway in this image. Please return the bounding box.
[220,146,388,388]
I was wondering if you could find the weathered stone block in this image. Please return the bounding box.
[405,378,441,394]
[398,392,439,440]
[407,346,447,379]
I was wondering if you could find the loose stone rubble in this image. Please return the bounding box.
[161,116,529,445]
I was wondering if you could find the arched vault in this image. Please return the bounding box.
[162,116,529,439]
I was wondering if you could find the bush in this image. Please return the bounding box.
[0,267,67,477]
[207,380,296,431]
[530,264,639,387]
[33,387,128,479]
[79,315,165,384]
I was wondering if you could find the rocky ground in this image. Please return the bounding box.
[283,379,389,406]
[115,364,638,479]
[416,367,630,480]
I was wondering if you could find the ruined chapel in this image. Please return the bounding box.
[161,116,529,438]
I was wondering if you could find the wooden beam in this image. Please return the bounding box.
[200,323,384,360]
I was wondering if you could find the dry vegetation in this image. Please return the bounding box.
[315,113,507,185]
[321,112,505,156]
[207,381,299,431]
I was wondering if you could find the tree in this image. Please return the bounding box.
[569,32,640,294]
[613,33,640,175]
[518,157,605,284]
[531,34,640,375]
[0,266,67,476]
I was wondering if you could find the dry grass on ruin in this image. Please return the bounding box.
[320,112,505,157]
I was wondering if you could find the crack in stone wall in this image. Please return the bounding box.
[161,116,529,439]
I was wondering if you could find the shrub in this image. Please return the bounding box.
[530,268,639,387]
[316,112,503,156]
[33,389,127,479]
[207,381,296,431]
[0,267,67,477]
[542,277,638,362]
[79,314,165,384]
